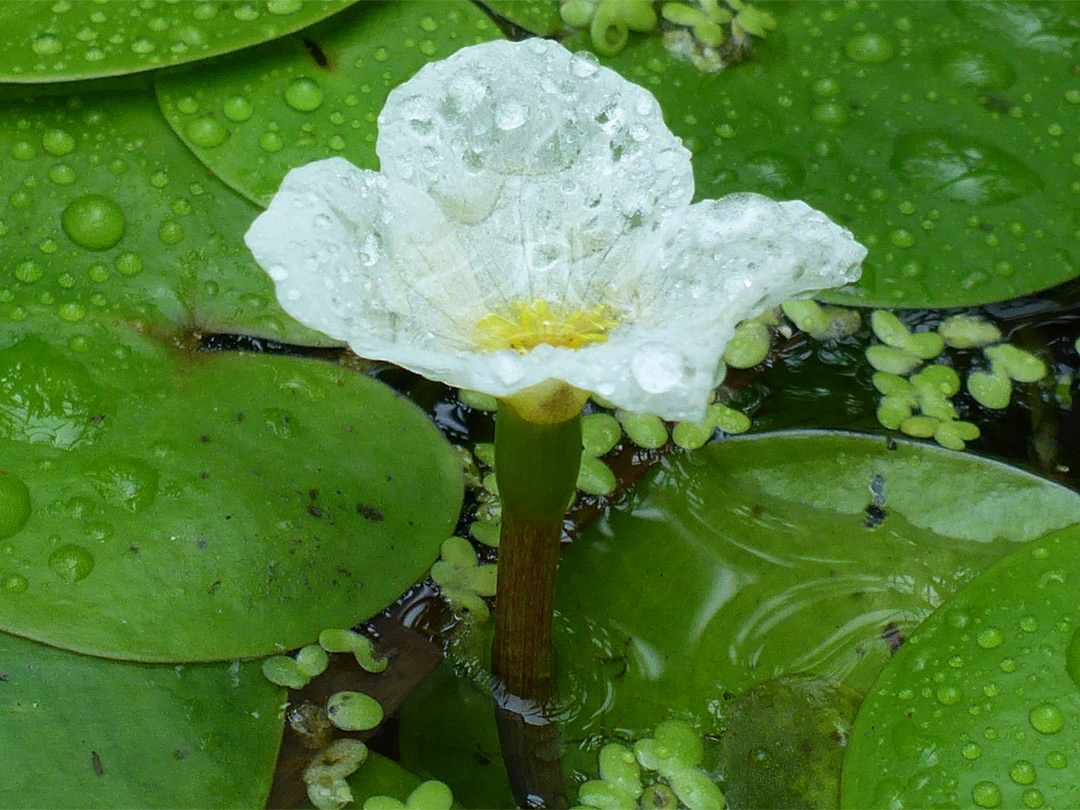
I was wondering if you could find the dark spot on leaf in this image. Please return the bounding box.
[0,672,8,682]
[356,504,384,521]
[129,544,140,554]
[174,749,188,760]
[723,691,734,700]
[195,538,207,549]
[200,471,210,479]
[208,580,221,595]
[881,622,906,654]
[309,489,319,501]
[92,750,103,776]
[863,503,888,529]
[885,437,898,450]
[200,435,211,443]
[302,38,331,69]
[91,413,105,424]
[307,505,324,518]
[236,412,244,422]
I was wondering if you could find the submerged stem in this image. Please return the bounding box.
[492,400,581,807]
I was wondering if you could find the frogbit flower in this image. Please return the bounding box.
[245,38,866,425]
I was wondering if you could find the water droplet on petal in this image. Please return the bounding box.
[631,344,685,394]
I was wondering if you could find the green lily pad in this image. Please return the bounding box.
[0,340,463,661]
[0,0,356,84]
[480,1,564,36]
[398,432,1080,805]
[155,1,501,206]
[0,629,284,808]
[0,90,330,344]
[594,1,1080,308]
[841,524,1080,809]
[557,431,1080,737]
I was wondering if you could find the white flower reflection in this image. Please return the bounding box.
[245,38,866,423]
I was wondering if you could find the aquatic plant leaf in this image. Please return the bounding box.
[0,630,284,808]
[0,341,462,661]
[0,0,356,83]
[557,431,1080,736]
[841,524,1080,809]
[398,432,1080,804]
[300,750,434,809]
[0,90,333,345]
[480,1,564,36]
[155,1,501,206]
[593,1,1080,307]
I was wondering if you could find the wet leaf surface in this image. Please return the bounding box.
[592,1,1080,308]
[0,0,356,83]
[841,523,1080,809]
[0,629,284,808]
[155,1,501,206]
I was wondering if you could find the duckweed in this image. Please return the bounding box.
[984,344,1047,383]
[723,320,773,368]
[618,410,670,449]
[577,453,617,496]
[865,345,922,376]
[939,315,1002,349]
[326,691,384,732]
[707,402,751,434]
[582,412,622,457]
[303,739,368,810]
[673,420,715,450]
[968,369,1013,410]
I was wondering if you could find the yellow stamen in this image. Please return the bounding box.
[474,298,618,353]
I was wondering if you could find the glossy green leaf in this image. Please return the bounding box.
[399,432,1080,804]
[0,340,462,661]
[0,629,284,808]
[0,90,329,344]
[480,1,564,36]
[594,2,1080,308]
[155,1,501,206]
[557,431,1080,737]
[0,0,356,84]
[841,524,1080,809]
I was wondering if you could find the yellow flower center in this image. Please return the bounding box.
[474,298,618,353]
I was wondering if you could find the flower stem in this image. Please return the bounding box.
[492,401,582,703]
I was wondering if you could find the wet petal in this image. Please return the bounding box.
[376,38,694,311]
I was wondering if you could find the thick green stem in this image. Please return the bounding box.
[493,402,581,704]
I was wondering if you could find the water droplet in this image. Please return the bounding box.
[267,0,302,13]
[158,219,185,245]
[1,572,28,593]
[971,780,1001,809]
[48,164,76,185]
[1028,702,1064,735]
[962,742,982,760]
[889,228,915,248]
[57,303,85,322]
[114,252,143,277]
[811,77,842,97]
[494,100,527,131]
[1022,788,1045,809]
[0,475,31,539]
[1019,616,1038,632]
[259,131,284,152]
[223,95,253,122]
[61,195,126,251]
[11,140,36,161]
[48,543,95,584]
[1009,760,1036,785]
[285,77,324,112]
[87,458,159,513]
[1045,750,1067,769]
[186,116,229,148]
[14,260,44,284]
[374,46,389,61]
[31,34,63,56]
[937,49,1014,91]
[936,685,962,706]
[845,33,894,64]
[88,263,109,283]
[810,101,849,126]
[632,344,685,394]
[892,131,1043,205]
[41,128,75,156]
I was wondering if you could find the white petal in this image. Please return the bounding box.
[245,157,487,352]
[376,38,694,311]
[628,193,868,329]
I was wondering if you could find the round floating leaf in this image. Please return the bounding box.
[595,2,1080,307]
[841,524,1080,809]
[0,90,330,344]
[480,1,564,36]
[0,0,357,83]
[0,342,463,661]
[156,1,501,206]
[556,431,1080,737]
[0,629,284,808]
[398,432,1080,804]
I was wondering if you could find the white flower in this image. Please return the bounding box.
[245,38,865,423]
